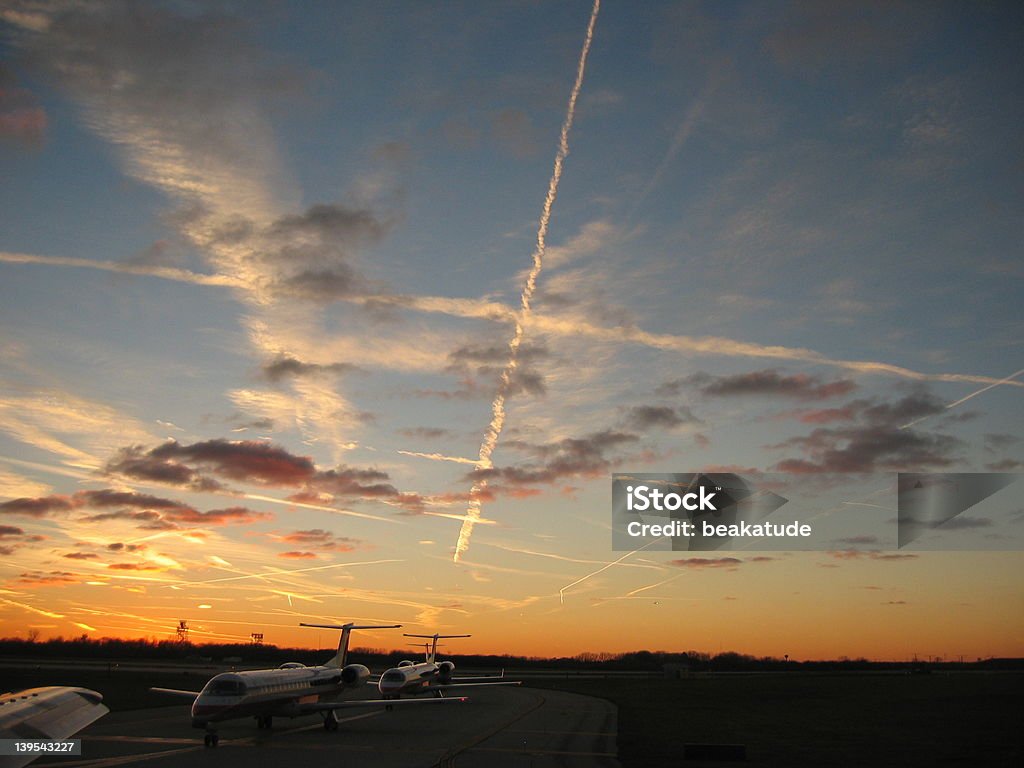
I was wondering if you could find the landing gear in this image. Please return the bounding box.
[323,710,339,732]
[432,689,445,699]
[203,731,219,748]
[255,715,273,730]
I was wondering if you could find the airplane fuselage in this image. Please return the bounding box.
[377,662,443,698]
[191,663,368,727]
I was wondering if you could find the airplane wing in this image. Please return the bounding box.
[300,697,467,713]
[149,687,201,699]
[445,674,510,683]
[0,687,109,768]
[432,681,521,690]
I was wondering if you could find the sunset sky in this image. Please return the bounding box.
[1,1,1022,661]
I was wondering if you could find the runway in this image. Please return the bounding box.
[32,687,619,768]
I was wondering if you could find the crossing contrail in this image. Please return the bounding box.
[900,366,1024,429]
[453,0,601,562]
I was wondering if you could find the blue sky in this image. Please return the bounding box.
[0,1,1021,658]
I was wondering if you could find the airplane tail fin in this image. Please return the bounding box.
[301,623,401,668]
[403,633,471,663]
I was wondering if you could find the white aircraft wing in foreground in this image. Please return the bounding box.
[0,686,109,768]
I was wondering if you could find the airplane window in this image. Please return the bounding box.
[382,671,406,682]
[209,680,246,695]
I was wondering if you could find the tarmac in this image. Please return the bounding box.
[32,686,619,768]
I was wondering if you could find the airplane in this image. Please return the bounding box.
[0,686,109,768]
[377,633,520,700]
[151,623,465,747]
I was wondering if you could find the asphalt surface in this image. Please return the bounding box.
[31,687,619,768]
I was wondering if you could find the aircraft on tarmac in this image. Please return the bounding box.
[0,686,109,768]
[151,623,465,747]
[377,633,520,700]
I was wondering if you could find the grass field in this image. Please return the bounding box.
[4,663,1021,766]
[527,672,1022,766]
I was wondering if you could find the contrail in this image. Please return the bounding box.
[398,450,481,466]
[558,537,663,604]
[900,366,1024,429]
[6,248,1022,392]
[454,0,601,563]
[0,251,247,288]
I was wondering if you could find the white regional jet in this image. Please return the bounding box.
[0,686,108,768]
[378,633,520,699]
[151,623,464,746]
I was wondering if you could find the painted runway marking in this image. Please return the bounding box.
[505,728,614,737]
[466,746,618,757]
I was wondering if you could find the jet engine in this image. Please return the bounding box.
[340,663,370,687]
[437,661,455,683]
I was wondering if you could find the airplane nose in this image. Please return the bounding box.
[192,698,230,720]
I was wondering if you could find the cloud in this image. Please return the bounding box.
[107,438,423,514]
[0,63,46,145]
[438,341,551,399]
[261,356,361,383]
[104,446,222,491]
[859,391,946,425]
[623,405,701,431]
[834,535,880,545]
[0,524,44,555]
[397,427,454,441]
[106,542,146,552]
[469,430,640,488]
[780,405,861,424]
[168,506,272,526]
[828,551,919,561]
[6,2,396,457]
[1,487,269,529]
[76,489,192,512]
[0,467,51,500]
[16,571,77,586]
[771,389,963,473]
[984,434,1020,453]
[81,509,174,529]
[0,390,155,469]
[63,552,99,560]
[668,557,743,569]
[146,439,316,485]
[108,438,413,508]
[932,516,991,531]
[987,459,1023,471]
[274,528,361,553]
[0,496,74,518]
[107,563,160,571]
[308,467,399,499]
[689,369,857,400]
[773,427,960,474]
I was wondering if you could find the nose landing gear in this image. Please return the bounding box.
[323,710,340,732]
[203,731,219,748]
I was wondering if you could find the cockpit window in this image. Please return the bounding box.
[382,671,405,683]
[208,679,246,696]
